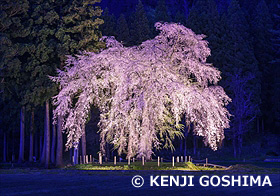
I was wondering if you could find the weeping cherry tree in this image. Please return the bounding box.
[51,22,231,159]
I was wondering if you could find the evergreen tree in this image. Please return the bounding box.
[270,3,280,131]
[187,0,223,67]
[130,0,151,45]
[251,0,274,131]
[116,14,130,45]
[215,0,230,14]
[24,0,104,167]
[251,0,274,67]
[55,0,104,166]
[57,0,104,58]
[155,0,169,22]
[100,7,116,37]
[225,0,260,81]
[174,11,186,26]
[222,0,261,157]
[24,0,58,107]
[0,0,30,163]
[25,0,60,168]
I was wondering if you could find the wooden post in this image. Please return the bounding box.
[128,156,130,165]
[188,156,191,162]
[72,156,74,165]
[99,153,102,165]
[172,156,175,167]
[80,156,82,164]
[90,155,92,163]
[158,156,160,167]
[206,158,208,166]
[142,156,144,166]
[114,156,116,165]
[86,155,88,164]
[177,156,179,162]
[181,156,183,162]
[185,156,187,162]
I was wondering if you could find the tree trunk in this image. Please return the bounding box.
[81,125,86,164]
[193,135,197,155]
[56,115,63,167]
[233,135,237,158]
[237,121,243,158]
[183,125,189,157]
[261,118,264,133]
[106,143,110,161]
[179,139,183,153]
[40,134,43,158]
[257,117,260,133]
[18,106,25,163]
[74,146,79,165]
[3,132,7,162]
[183,137,187,157]
[34,132,38,160]
[40,132,46,163]
[238,135,243,158]
[29,109,34,162]
[12,129,15,162]
[70,148,73,163]
[51,124,56,164]
[45,100,50,168]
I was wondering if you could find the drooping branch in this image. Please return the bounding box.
[52,22,231,159]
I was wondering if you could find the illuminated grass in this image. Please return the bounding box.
[69,162,225,171]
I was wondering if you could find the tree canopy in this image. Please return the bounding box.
[52,22,231,159]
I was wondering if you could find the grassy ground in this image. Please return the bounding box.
[69,161,225,171]
[65,161,280,175]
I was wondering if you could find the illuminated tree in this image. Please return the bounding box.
[52,22,231,159]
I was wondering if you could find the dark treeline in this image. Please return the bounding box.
[0,0,279,167]
[0,0,104,167]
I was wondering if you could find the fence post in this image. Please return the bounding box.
[172,156,175,167]
[158,156,160,167]
[72,156,74,165]
[188,156,191,162]
[185,156,187,162]
[86,155,88,164]
[181,156,183,162]
[177,156,179,162]
[114,156,116,165]
[99,153,102,165]
[90,155,92,163]
[80,156,82,164]
[142,156,145,166]
[206,158,208,166]
[128,156,130,165]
